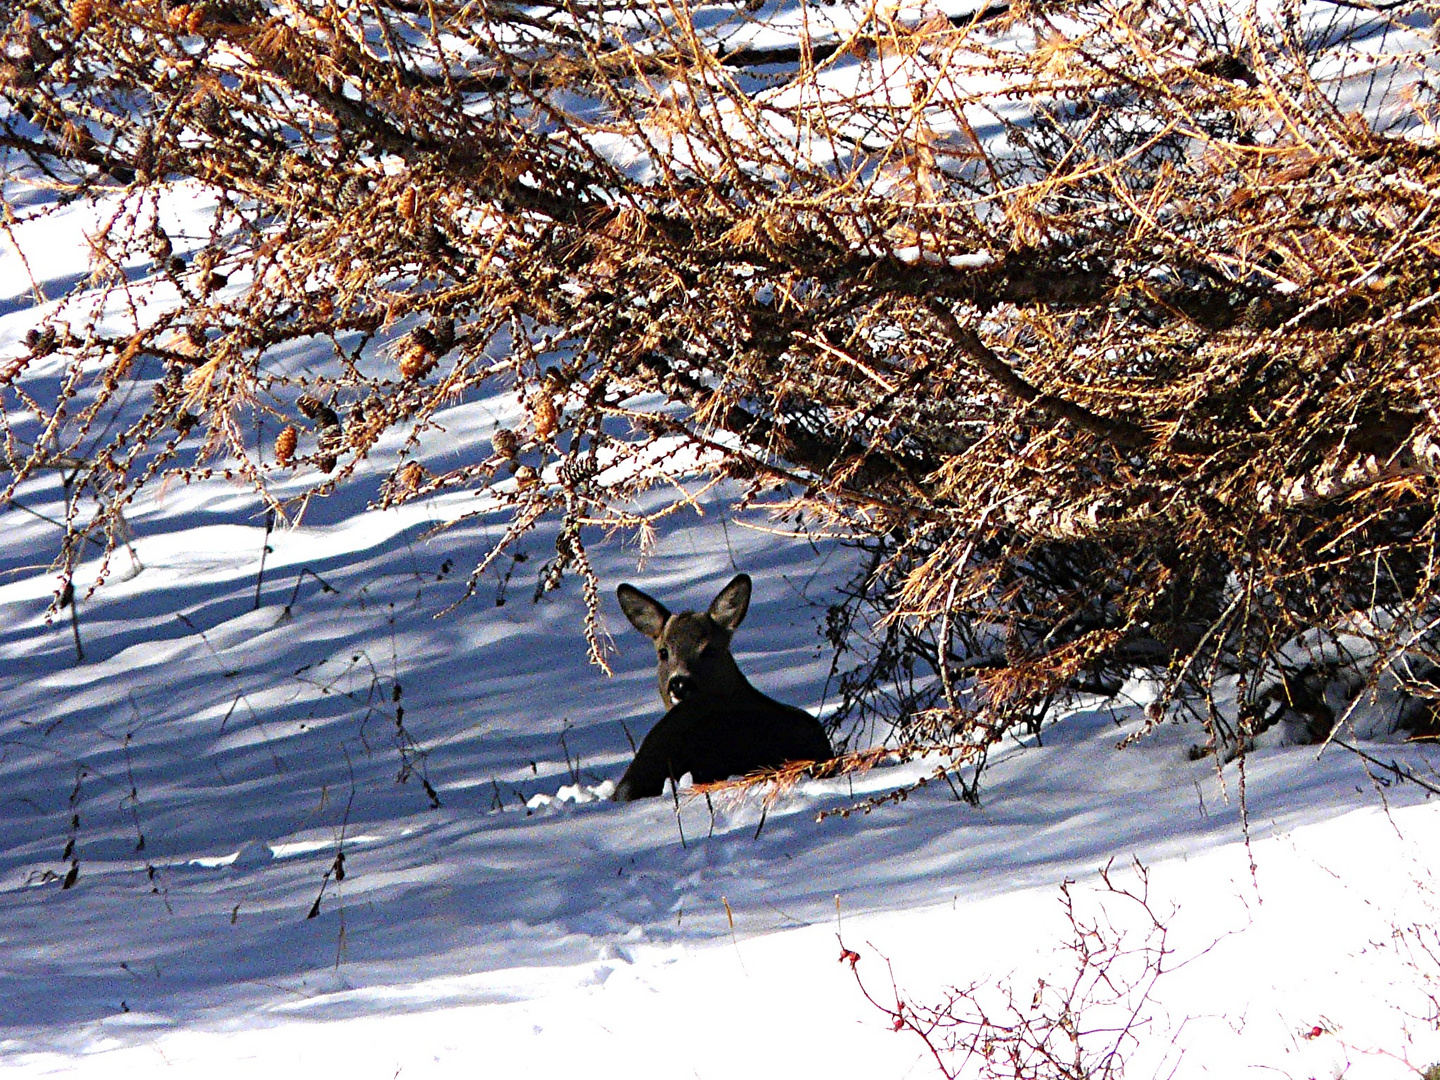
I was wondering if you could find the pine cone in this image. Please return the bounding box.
[558,455,598,486]
[296,394,341,428]
[70,0,94,32]
[530,391,558,440]
[491,427,519,459]
[430,317,455,354]
[274,425,298,467]
[399,341,437,381]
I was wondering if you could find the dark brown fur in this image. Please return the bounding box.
[613,574,833,801]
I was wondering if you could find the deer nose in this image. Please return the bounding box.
[667,674,693,701]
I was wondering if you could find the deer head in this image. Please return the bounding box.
[616,573,753,710]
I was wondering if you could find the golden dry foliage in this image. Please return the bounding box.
[4,0,1440,763]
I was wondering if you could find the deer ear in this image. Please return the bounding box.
[617,583,669,640]
[707,573,751,631]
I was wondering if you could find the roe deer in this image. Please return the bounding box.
[612,573,833,801]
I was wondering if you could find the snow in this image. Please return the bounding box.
[2,472,1438,1079]
[6,4,1440,1079]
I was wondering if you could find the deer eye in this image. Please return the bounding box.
[658,647,670,661]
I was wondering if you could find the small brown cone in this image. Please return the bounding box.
[275,425,298,467]
[491,427,519,460]
[530,391,558,440]
[399,341,437,381]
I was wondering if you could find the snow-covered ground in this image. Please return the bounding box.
[3,347,1440,1079]
[3,492,1440,1080]
[6,4,1440,1077]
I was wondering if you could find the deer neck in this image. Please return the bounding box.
[712,652,754,697]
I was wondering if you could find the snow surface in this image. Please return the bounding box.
[6,4,1440,1078]
[4,374,1440,1080]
